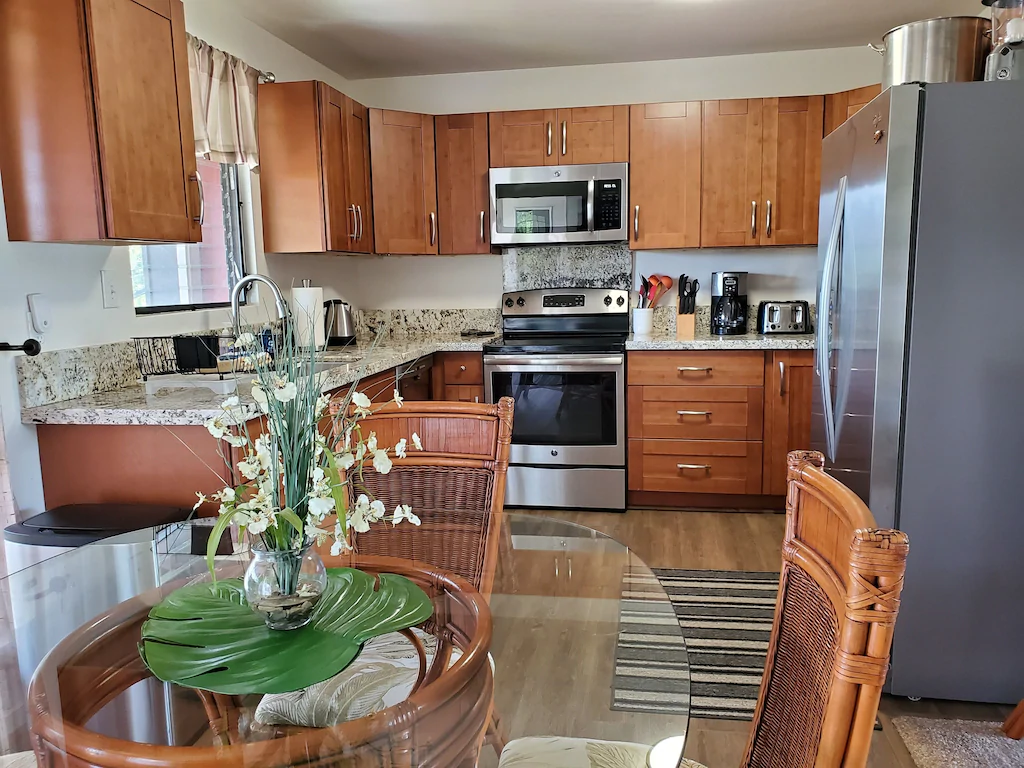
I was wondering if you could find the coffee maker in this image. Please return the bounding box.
[710,272,748,336]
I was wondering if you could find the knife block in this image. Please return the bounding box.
[676,313,695,341]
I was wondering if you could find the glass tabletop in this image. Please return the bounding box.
[0,513,689,762]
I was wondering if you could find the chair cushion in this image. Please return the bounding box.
[497,737,708,768]
[254,628,459,727]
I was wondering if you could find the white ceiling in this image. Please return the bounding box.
[230,0,985,80]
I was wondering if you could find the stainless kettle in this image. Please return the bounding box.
[324,299,355,345]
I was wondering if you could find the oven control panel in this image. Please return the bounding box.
[501,288,630,316]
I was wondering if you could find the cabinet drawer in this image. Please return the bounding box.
[443,353,483,384]
[628,351,764,387]
[628,439,763,494]
[444,385,484,403]
[629,386,763,440]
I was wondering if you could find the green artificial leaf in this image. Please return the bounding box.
[205,507,241,578]
[139,568,433,695]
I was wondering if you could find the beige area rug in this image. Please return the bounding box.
[892,717,1024,768]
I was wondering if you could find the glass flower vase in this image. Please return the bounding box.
[244,541,328,630]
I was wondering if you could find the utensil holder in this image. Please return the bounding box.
[676,313,695,341]
[633,308,654,336]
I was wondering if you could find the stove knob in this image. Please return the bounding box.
[604,295,613,306]
[516,297,526,307]
[505,298,514,308]
[616,296,625,306]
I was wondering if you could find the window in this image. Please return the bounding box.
[129,159,247,313]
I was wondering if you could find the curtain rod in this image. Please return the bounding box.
[259,71,276,83]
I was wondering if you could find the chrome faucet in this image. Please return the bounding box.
[230,274,290,336]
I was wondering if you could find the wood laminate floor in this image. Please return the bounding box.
[498,507,1013,768]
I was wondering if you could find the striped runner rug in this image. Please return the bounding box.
[614,568,779,721]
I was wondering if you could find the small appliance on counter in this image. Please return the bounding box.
[756,301,812,334]
[985,0,1024,81]
[710,272,748,336]
[324,299,356,346]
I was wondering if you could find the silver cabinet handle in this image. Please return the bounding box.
[634,205,640,240]
[546,122,552,156]
[561,121,567,156]
[480,210,485,242]
[356,205,363,241]
[348,205,358,240]
[751,200,757,239]
[190,173,204,225]
[460,365,467,371]
[586,178,595,232]
[779,360,786,397]
[677,410,711,417]
[677,463,711,472]
[429,212,436,246]
[766,199,772,238]
[677,366,713,373]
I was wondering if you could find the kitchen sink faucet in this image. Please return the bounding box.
[230,274,290,337]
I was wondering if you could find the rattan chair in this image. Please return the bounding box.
[497,450,910,768]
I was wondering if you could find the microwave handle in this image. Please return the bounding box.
[586,178,595,232]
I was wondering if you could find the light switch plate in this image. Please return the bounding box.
[100,269,119,309]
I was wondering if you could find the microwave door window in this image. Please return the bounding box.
[494,182,587,235]
[490,371,617,445]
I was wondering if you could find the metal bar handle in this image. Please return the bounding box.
[480,211,485,241]
[677,366,713,372]
[634,205,640,240]
[677,464,711,472]
[429,212,436,246]
[191,173,205,225]
[818,176,847,461]
[766,199,772,238]
[779,360,786,397]
[561,121,567,156]
[348,205,358,240]
[546,122,552,156]
[356,205,363,241]
[586,178,595,232]
[750,200,757,239]
[677,410,711,417]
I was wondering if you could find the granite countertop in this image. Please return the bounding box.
[626,330,816,351]
[21,334,497,427]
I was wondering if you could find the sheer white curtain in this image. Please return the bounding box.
[187,35,260,168]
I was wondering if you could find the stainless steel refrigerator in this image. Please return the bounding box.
[814,82,1024,704]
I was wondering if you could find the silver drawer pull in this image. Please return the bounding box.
[677,366,713,373]
[677,410,710,417]
[677,463,711,472]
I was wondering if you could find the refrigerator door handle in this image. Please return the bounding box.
[818,175,847,462]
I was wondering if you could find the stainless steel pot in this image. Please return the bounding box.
[870,16,991,90]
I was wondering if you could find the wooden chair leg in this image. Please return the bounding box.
[1002,699,1024,740]
[485,708,509,756]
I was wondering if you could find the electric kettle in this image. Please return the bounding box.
[324,299,355,346]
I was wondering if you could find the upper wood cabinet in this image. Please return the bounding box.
[702,96,822,247]
[258,81,372,254]
[435,113,490,254]
[825,84,882,136]
[488,107,628,167]
[762,350,814,495]
[629,102,702,250]
[0,0,200,243]
[369,109,438,255]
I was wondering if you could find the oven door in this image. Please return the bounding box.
[483,354,625,466]
[490,163,628,245]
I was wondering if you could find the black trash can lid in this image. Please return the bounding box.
[3,504,191,547]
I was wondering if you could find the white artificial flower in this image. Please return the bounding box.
[193,492,208,511]
[311,466,326,485]
[336,452,355,470]
[393,389,404,408]
[393,504,420,526]
[369,499,386,521]
[411,432,423,451]
[251,382,269,412]
[223,433,247,448]
[372,449,393,475]
[214,487,236,504]
[238,457,261,480]
[221,395,240,409]
[342,428,352,451]
[355,441,366,461]
[351,392,372,410]
[394,438,407,459]
[274,380,298,403]
[232,332,256,349]
[206,417,228,440]
[308,496,335,520]
[247,511,272,535]
[315,393,330,417]
[349,494,373,533]
[366,432,378,453]
[330,538,350,557]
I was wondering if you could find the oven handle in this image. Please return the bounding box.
[484,354,623,367]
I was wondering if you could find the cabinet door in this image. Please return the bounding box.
[86,0,200,242]
[343,96,374,253]
[825,84,882,136]
[319,85,352,252]
[369,109,438,254]
[629,102,702,249]
[444,385,484,403]
[488,110,558,167]
[436,113,490,254]
[556,106,629,164]
[761,96,823,246]
[701,99,763,247]
[763,350,815,495]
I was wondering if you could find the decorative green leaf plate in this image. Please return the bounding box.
[139,568,433,695]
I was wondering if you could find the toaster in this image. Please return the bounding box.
[757,301,812,334]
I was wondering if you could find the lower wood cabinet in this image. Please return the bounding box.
[444,385,484,403]
[762,350,815,495]
[432,352,485,403]
[628,439,763,495]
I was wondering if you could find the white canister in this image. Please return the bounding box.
[633,307,654,336]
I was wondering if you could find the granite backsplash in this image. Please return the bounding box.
[502,243,633,292]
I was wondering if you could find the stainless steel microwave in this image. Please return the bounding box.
[489,162,629,245]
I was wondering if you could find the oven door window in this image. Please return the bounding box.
[494,182,587,236]
[491,371,617,445]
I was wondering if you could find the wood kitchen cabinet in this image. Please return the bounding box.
[259,82,373,253]
[825,84,882,136]
[762,350,815,495]
[487,107,628,167]
[0,0,201,243]
[701,97,822,247]
[370,109,438,254]
[435,113,491,254]
[432,352,485,403]
[628,102,702,249]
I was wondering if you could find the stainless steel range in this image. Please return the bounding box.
[483,288,628,511]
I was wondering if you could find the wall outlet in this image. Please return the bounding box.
[27,293,51,335]
[100,269,119,309]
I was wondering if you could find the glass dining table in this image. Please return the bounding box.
[0,513,689,766]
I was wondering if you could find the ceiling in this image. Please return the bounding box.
[230,0,985,80]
